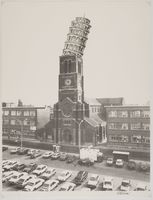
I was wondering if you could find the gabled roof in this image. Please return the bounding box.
[84,115,106,127]
[96,97,124,106]
[84,98,101,106]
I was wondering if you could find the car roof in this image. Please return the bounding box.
[61,182,75,188]
[37,164,46,167]
[136,183,146,188]
[62,170,70,174]
[104,177,113,181]
[116,159,123,161]
[90,174,98,178]
[45,179,59,184]
[122,179,130,183]
[46,167,55,171]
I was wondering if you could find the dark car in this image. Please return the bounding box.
[30,152,41,159]
[72,171,88,186]
[127,160,136,170]
[17,148,29,155]
[23,163,37,173]
[78,159,94,167]
[11,163,26,171]
[59,153,68,161]
[2,146,8,152]
[51,152,60,160]
[138,162,150,172]
[66,155,75,163]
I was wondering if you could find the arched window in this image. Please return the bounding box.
[64,60,67,73]
[68,60,71,73]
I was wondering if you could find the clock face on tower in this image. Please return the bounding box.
[65,79,71,86]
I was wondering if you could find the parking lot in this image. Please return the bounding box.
[2,145,150,192]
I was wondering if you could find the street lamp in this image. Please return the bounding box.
[74,119,84,149]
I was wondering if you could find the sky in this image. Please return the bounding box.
[1,0,151,106]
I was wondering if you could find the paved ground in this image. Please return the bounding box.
[2,145,150,192]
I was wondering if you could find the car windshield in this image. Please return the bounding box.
[43,184,49,188]
[12,175,18,179]
[60,188,66,191]
[108,158,113,161]
[105,181,111,185]
[18,179,24,182]
[90,177,96,181]
[122,181,129,187]
[46,171,51,174]
[37,167,42,170]
[27,182,34,186]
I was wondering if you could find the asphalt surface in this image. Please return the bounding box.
[2,146,150,192]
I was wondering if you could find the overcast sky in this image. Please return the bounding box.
[1,0,151,106]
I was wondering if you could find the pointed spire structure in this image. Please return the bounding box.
[63,17,91,57]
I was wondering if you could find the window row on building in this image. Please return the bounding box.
[108,110,150,118]
[109,135,150,144]
[3,119,35,126]
[108,122,150,130]
[3,110,36,117]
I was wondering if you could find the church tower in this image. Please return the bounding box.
[53,17,91,146]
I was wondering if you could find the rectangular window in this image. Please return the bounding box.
[130,111,140,118]
[142,111,150,118]
[24,111,29,116]
[3,119,9,125]
[131,123,141,130]
[23,120,30,126]
[121,123,128,130]
[108,123,115,129]
[30,111,36,116]
[142,123,150,130]
[3,110,9,116]
[30,120,35,126]
[131,135,142,143]
[141,136,150,144]
[10,120,16,125]
[118,111,128,118]
[11,111,16,116]
[109,135,128,143]
[108,111,117,118]
[17,110,22,116]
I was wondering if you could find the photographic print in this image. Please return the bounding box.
[1,0,152,199]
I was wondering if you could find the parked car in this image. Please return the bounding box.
[80,187,91,191]
[72,171,88,186]
[115,159,124,168]
[78,158,94,167]
[10,147,21,154]
[27,149,39,156]
[30,152,42,159]
[59,182,76,191]
[2,160,11,167]
[23,178,45,191]
[2,171,16,183]
[51,152,60,160]
[16,174,36,189]
[120,179,131,191]
[87,174,100,189]
[134,183,147,191]
[2,146,8,151]
[8,172,27,185]
[127,160,136,170]
[102,177,113,191]
[66,155,75,163]
[11,163,27,171]
[42,151,54,159]
[39,180,59,191]
[3,161,19,171]
[32,165,47,176]
[59,153,68,161]
[57,170,72,182]
[39,168,56,180]
[138,162,150,172]
[106,158,114,166]
[17,148,29,155]
[23,163,37,173]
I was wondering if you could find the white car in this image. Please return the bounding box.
[42,151,54,158]
[8,172,27,185]
[115,159,124,167]
[2,171,16,183]
[10,147,20,154]
[23,178,45,191]
[16,174,37,189]
[32,165,47,176]
[3,161,19,171]
[102,177,113,191]
[135,183,147,191]
[40,168,56,180]
[80,187,91,191]
[57,170,72,182]
[59,182,76,191]
[39,179,59,191]
[27,149,39,156]
[87,174,100,188]
[106,158,114,166]
[120,179,131,191]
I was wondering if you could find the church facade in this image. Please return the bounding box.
[52,17,106,148]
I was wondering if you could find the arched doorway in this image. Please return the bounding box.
[62,129,73,144]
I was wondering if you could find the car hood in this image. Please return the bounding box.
[24,185,33,191]
[58,176,65,180]
[9,178,18,182]
[120,185,129,191]
[88,181,97,186]
[103,183,112,189]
